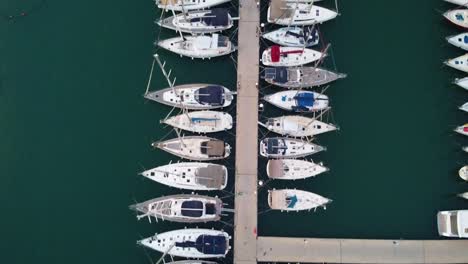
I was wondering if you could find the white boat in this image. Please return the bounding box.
[155,0,231,11]
[261,66,346,88]
[459,102,468,113]
[268,189,331,212]
[447,33,468,51]
[454,77,468,90]
[145,84,234,110]
[454,123,468,136]
[157,9,234,34]
[463,146,468,152]
[129,194,223,223]
[153,136,231,161]
[260,137,325,158]
[267,0,338,26]
[445,53,468,73]
[459,165,468,181]
[443,9,468,29]
[163,111,233,133]
[262,26,319,47]
[267,159,328,180]
[445,0,468,5]
[458,192,468,199]
[263,90,329,112]
[141,162,228,190]
[437,210,468,238]
[157,34,236,59]
[259,115,338,137]
[262,46,325,67]
[138,228,231,258]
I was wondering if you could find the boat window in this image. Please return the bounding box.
[150,172,155,176]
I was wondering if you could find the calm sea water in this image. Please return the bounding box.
[0,0,467,263]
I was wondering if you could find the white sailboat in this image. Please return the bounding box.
[259,115,338,137]
[261,66,346,88]
[129,194,223,223]
[155,0,231,11]
[443,10,468,28]
[458,192,468,199]
[260,137,325,158]
[459,165,468,181]
[463,146,468,152]
[459,102,468,113]
[445,53,468,73]
[267,0,338,26]
[163,111,233,133]
[157,34,236,59]
[454,77,468,90]
[263,90,329,112]
[445,0,468,5]
[437,210,468,238]
[455,123,468,136]
[268,189,331,212]
[267,159,328,180]
[262,26,319,47]
[447,33,468,51]
[153,136,231,161]
[141,162,228,190]
[157,9,235,34]
[262,45,325,67]
[138,228,231,258]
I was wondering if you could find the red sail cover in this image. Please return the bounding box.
[270,45,280,62]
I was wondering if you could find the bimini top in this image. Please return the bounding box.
[294,92,315,111]
[192,8,229,26]
[266,138,286,154]
[263,67,288,83]
[269,0,293,20]
[195,164,227,188]
[200,140,225,157]
[195,85,225,106]
[176,235,227,255]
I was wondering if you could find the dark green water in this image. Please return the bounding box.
[0,0,467,263]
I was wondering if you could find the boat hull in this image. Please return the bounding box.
[156,0,231,11]
[154,136,231,161]
[262,115,338,137]
[157,35,236,59]
[262,46,324,67]
[268,189,331,211]
[157,10,233,34]
[262,67,346,88]
[267,4,338,26]
[262,27,319,47]
[263,90,329,112]
[163,111,233,133]
[267,159,328,180]
[259,137,325,158]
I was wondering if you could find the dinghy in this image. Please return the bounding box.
[153,136,231,161]
[262,26,319,47]
[141,162,228,190]
[157,9,234,34]
[259,115,338,137]
[262,45,325,67]
[445,53,468,73]
[157,34,236,59]
[267,159,328,180]
[268,189,331,212]
[138,228,231,258]
[261,66,346,88]
[459,102,468,113]
[263,90,329,112]
[447,33,468,51]
[155,0,231,11]
[454,123,468,136]
[459,165,468,181]
[267,0,338,26]
[444,10,468,28]
[454,77,468,90]
[445,0,468,5]
[163,111,233,133]
[145,84,234,110]
[129,194,223,223]
[458,192,468,199]
[260,137,325,158]
[437,210,468,238]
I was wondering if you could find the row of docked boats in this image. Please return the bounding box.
[437,0,468,239]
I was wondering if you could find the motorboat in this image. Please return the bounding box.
[445,0,468,5]
[267,0,338,25]
[261,45,325,67]
[145,84,234,109]
[157,9,234,34]
[259,115,338,137]
[437,210,468,238]
[155,0,231,11]
[454,77,468,90]
[129,194,223,223]
[459,165,468,181]
[261,66,346,88]
[260,137,325,158]
[141,162,228,190]
[443,9,468,28]
[454,123,468,136]
[459,102,468,113]
[153,136,231,161]
[268,189,331,212]
[458,192,468,199]
[447,33,468,51]
[266,159,328,180]
[262,26,319,47]
[445,53,468,73]
[263,90,329,112]
[138,228,231,258]
[157,34,236,59]
[162,111,233,133]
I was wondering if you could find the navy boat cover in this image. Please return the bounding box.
[192,9,229,26]
[181,200,203,217]
[195,85,225,106]
[266,138,286,154]
[176,235,227,255]
[262,67,288,83]
[292,92,314,111]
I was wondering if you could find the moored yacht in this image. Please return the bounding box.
[157,34,236,59]
[267,0,338,26]
[459,165,468,181]
[157,9,234,34]
[262,26,319,47]
[153,136,231,161]
[455,123,468,136]
[260,137,325,158]
[268,189,332,212]
[459,102,468,113]
[138,228,231,258]
[444,9,468,28]
[261,66,346,88]
[445,53,468,73]
[263,90,329,112]
[267,159,328,180]
[455,77,468,90]
[130,194,223,223]
[259,115,338,137]
[163,111,233,133]
[437,210,468,238]
[447,33,468,51]
[458,192,468,199]
[155,0,231,11]
[445,0,468,5]
[262,45,325,67]
[141,162,228,190]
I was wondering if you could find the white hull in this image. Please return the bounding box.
[444,10,468,28]
[154,136,231,161]
[458,192,468,199]
[267,4,338,26]
[157,34,236,59]
[261,115,338,137]
[268,189,331,211]
[459,166,468,181]
[141,162,228,190]
[262,27,319,47]
[262,46,325,67]
[447,33,468,51]
[455,124,468,136]
[267,159,328,180]
[463,146,468,153]
[163,111,233,133]
[157,9,233,34]
[156,0,231,11]
[459,102,468,113]
[445,53,468,73]
[263,90,329,112]
[454,77,468,90]
[260,137,325,158]
[437,210,468,238]
[445,0,468,5]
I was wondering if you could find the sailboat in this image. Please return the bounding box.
[138,228,231,258]
[445,54,468,73]
[262,45,325,67]
[459,102,468,113]
[259,115,338,137]
[157,34,236,59]
[162,111,233,133]
[267,0,338,25]
[263,90,329,112]
[455,123,468,136]
[129,194,223,223]
[459,165,468,181]
[141,162,228,190]
[444,9,468,28]
[447,33,468,51]
[268,189,332,212]
[157,9,235,34]
[458,192,468,200]
[267,159,328,180]
[445,0,468,5]
[153,136,231,161]
[260,137,325,158]
[261,66,346,88]
[262,26,319,47]
[455,77,468,90]
[155,0,231,11]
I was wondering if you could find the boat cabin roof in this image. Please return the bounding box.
[267,160,286,178]
[269,0,293,20]
[175,235,227,254]
[201,140,225,157]
[265,138,286,154]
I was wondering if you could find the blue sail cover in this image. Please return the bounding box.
[181,201,203,217]
[195,85,224,106]
[192,9,229,26]
[295,93,314,107]
[286,195,298,208]
[176,235,227,255]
